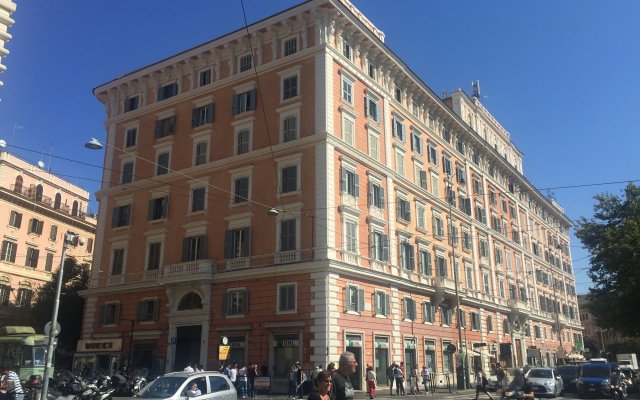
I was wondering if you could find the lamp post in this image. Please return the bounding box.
[41,232,83,400]
[446,174,466,389]
[120,319,136,375]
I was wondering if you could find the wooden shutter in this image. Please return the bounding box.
[192,107,199,127]
[241,228,251,257]
[382,234,389,261]
[248,89,257,111]
[368,183,373,206]
[385,293,390,316]
[152,299,159,321]
[147,199,154,221]
[136,301,144,321]
[181,238,190,262]
[16,213,22,228]
[340,168,346,192]
[111,209,118,228]
[242,289,249,314]
[198,235,208,259]
[344,286,350,311]
[221,292,229,316]
[114,303,121,322]
[224,230,234,259]
[354,174,360,197]
[357,288,365,312]
[232,94,240,115]
[209,103,215,123]
[99,304,106,325]
[408,245,415,271]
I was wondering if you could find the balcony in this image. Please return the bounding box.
[275,250,300,264]
[433,276,466,298]
[162,259,215,280]
[508,298,529,316]
[225,257,249,271]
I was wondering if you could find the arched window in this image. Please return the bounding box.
[72,201,79,216]
[14,176,23,193]
[54,193,62,209]
[36,184,44,202]
[177,292,203,310]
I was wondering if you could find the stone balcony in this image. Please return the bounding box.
[508,298,529,316]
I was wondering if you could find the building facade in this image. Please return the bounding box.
[578,295,621,354]
[0,0,17,88]
[0,150,96,325]
[82,0,582,388]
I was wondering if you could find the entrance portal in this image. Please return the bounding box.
[174,325,201,371]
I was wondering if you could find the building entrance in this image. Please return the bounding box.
[174,325,201,371]
[346,334,363,390]
[374,336,389,385]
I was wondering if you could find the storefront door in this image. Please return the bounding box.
[346,334,363,390]
[174,325,201,371]
[374,336,389,385]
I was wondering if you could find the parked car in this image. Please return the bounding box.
[135,371,237,400]
[556,365,580,393]
[576,362,618,398]
[486,374,501,392]
[525,368,564,397]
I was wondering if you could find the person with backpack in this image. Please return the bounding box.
[393,364,405,396]
[474,367,494,400]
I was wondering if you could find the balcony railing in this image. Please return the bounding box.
[275,250,300,264]
[507,298,529,314]
[8,185,86,219]
[162,259,215,278]
[225,258,249,271]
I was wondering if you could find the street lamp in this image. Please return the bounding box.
[446,174,466,389]
[120,319,136,374]
[41,232,84,400]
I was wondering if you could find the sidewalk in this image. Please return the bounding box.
[254,389,478,400]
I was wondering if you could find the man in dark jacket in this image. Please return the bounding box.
[331,352,357,400]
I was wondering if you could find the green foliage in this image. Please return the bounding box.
[575,183,640,337]
[29,257,90,369]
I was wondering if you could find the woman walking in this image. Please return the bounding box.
[366,365,377,399]
[308,370,332,400]
[474,367,494,400]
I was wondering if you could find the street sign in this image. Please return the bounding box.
[219,345,230,360]
[170,337,176,346]
[44,322,61,337]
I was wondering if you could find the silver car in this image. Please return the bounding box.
[136,371,237,400]
[525,368,564,397]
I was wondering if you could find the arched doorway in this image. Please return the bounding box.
[72,201,79,216]
[36,184,44,202]
[14,176,23,193]
[54,193,62,209]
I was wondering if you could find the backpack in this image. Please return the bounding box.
[481,375,488,387]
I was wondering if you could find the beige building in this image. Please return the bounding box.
[81,0,582,388]
[578,294,621,353]
[0,149,96,325]
[0,0,17,88]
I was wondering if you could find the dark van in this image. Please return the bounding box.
[576,362,618,398]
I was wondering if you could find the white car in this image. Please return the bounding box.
[135,371,237,400]
[525,368,564,397]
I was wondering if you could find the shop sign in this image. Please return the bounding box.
[347,340,362,347]
[274,340,299,347]
[405,340,416,350]
[219,345,231,360]
[230,341,245,349]
[375,341,389,349]
[77,338,122,352]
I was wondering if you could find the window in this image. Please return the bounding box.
[367,60,376,79]
[239,54,252,72]
[111,248,125,275]
[503,319,511,334]
[370,232,389,262]
[282,115,298,142]
[483,272,491,295]
[223,289,248,315]
[479,239,488,257]
[45,252,54,272]
[278,283,296,313]
[404,297,417,321]
[111,205,131,228]
[394,86,402,102]
[425,340,436,373]
[224,228,251,259]
[155,116,175,139]
[199,69,212,87]
[124,95,139,112]
[436,255,447,277]
[155,152,169,175]
[411,130,423,154]
[441,305,452,325]
[419,249,432,276]
[342,75,354,104]
[282,75,299,100]
[236,129,250,155]
[1,241,17,263]
[157,82,178,101]
[233,177,249,204]
[24,247,39,268]
[428,143,438,166]
[418,169,428,190]
[498,280,504,298]
[442,155,452,175]
[443,128,452,143]
[137,299,159,322]
[148,196,169,220]
[369,182,385,209]
[15,288,33,308]
[456,164,466,183]
[368,130,380,160]
[26,218,44,235]
[399,241,415,271]
[458,309,466,328]
[459,196,472,215]
[466,264,474,289]
[8,211,22,228]
[432,214,444,238]
[283,37,297,56]
[100,302,120,325]
[281,165,298,193]
[392,117,405,141]
[279,219,297,252]
[345,220,358,253]
[346,285,364,312]
[455,138,466,155]
[182,235,207,261]
[365,95,379,122]
[534,325,541,339]
[423,302,435,323]
[342,115,355,145]
[395,150,405,177]
[232,89,257,115]
[462,231,471,251]
[147,242,162,270]
[471,312,480,330]
[340,168,359,197]
[397,198,411,222]
[342,38,352,60]
[495,247,503,265]
[0,285,9,306]
[416,203,426,230]
[125,128,137,148]
[194,141,208,166]
[191,187,206,212]
[486,315,494,332]
[375,291,390,316]
[192,103,214,127]
[121,161,134,184]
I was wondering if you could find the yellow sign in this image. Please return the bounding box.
[219,345,231,360]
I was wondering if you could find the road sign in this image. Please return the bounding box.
[219,345,230,360]
[44,322,61,337]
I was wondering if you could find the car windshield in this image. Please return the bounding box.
[528,369,552,378]
[557,366,577,375]
[138,376,187,399]
[581,366,610,378]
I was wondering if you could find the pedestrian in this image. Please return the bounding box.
[474,367,494,400]
[421,365,430,393]
[0,366,25,400]
[330,352,356,400]
[366,365,376,399]
[184,363,195,372]
[247,363,257,398]
[311,365,323,386]
[230,363,238,390]
[327,362,336,374]
[288,365,298,399]
[393,364,405,396]
[387,364,395,395]
[238,363,248,398]
[223,363,231,379]
[296,362,306,399]
[308,370,332,400]
[412,365,421,394]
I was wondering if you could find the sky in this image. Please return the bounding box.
[1,0,639,294]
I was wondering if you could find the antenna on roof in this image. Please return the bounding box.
[471,80,481,98]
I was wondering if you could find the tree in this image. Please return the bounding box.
[29,257,90,369]
[575,183,640,337]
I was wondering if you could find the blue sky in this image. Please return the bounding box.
[1,0,638,294]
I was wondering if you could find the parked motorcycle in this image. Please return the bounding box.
[22,374,42,400]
